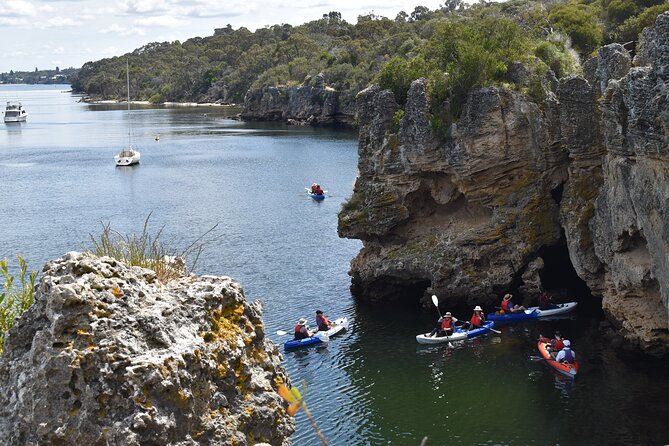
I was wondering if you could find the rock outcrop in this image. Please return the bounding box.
[339,13,669,355]
[0,252,294,445]
[241,73,355,127]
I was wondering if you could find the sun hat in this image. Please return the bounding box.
[504,294,512,301]
[563,340,571,347]
[298,318,307,325]
[474,305,482,311]
[445,311,452,317]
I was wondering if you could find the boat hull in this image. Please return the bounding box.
[4,115,27,123]
[538,340,579,378]
[283,317,348,350]
[308,192,325,200]
[114,152,141,166]
[416,321,495,344]
[487,302,577,322]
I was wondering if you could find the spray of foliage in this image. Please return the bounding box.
[87,213,218,283]
[0,257,37,355]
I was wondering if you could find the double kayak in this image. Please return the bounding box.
[537,340,579,378]
[308,191,325,200]
[283,317,348,350]
[486,302,578,322]
[415,321,496,344]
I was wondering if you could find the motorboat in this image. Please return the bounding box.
[4,101,27,123]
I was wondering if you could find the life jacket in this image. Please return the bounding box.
[501,300,512,311]
[561,348,574,364]
[316,314,329,329]
[294,324,307,339]
[553,339,565,351]
[440,317,455,330]
[470,313,483,327]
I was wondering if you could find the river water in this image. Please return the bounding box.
[1,84,668,445]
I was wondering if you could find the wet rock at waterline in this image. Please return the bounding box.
[0,252,294,445]
[339,13,669,356]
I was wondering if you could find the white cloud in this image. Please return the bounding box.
[0,1,37,17]
[101,45,120,54]
[101,23,146,36]
[34,16,78,28]
[0,16,28,26]
[134,14,182,27]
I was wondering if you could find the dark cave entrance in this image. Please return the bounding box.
[537,232,593,302]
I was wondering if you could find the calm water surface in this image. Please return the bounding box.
[1,85,668,446]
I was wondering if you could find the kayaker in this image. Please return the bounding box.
[555,340,576,364]
[315,310,333,331]
[538,291,556,310]
[294,318,314,340]
[501,293,526,313]
[461,305,485,330]
[540,331,565,358]
[314,184,324,195]
[428,312,459,337]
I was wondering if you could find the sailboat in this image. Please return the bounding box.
[114,59,141,166]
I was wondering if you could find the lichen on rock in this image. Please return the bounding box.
[0,252,294,445]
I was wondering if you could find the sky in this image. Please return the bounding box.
[0,0,445,73]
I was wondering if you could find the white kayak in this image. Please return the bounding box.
[416,321,495,345]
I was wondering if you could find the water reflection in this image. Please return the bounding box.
[4,122,23,135]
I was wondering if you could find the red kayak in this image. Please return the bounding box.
[537,340,579,378]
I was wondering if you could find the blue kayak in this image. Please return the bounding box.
[283,317,348,350]
[309,192,325,200]
[416,321,496,344]
[486,302,577,322]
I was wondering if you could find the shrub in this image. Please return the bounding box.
[549,3,604,55]
[0,256,37,355]
[87,214,218,283]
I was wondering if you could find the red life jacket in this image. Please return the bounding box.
[316,315,329,327]
[501,300,512,311]
[470,313,483,327]
[294,324,302,335]
[440,317,455,330]
[553,339,564,351]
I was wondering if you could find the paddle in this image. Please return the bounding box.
[529,355,551,361]
[431,294,443,318]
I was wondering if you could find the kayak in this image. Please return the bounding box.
[486,302,578,322]
[537,340,579,378]
[308,191,325,200]
[283,317,348,350]
[415,321,496,344]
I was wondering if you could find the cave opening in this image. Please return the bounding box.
[538,231,593,303]
[352,276,432,308]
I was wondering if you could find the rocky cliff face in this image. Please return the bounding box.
[339,13,669,355]
[241,73,355,127]
[0,252,294,445]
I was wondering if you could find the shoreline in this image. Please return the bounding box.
[80,98,238,107]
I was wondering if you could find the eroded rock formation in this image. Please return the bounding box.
[339,13,669,355]
[241,73,355,127]
[0,252,294,445]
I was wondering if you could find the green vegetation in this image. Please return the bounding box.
[72,1,669,111]
[0,67,77,85]
[0,256,37,355]
[86,215,218,283]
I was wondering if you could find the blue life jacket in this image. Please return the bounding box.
[562,348,574,363]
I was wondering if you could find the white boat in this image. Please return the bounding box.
[3,101,27,123]
[115,59,140,166]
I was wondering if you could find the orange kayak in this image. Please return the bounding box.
[537,341,579,378]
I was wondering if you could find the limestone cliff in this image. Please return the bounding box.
[339,13,669,355]
[241,73,355,127]
[0,252,294,445]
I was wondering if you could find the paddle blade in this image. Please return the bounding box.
[276,330,288,336]
[315,332,330,343]
[529,356,547,361]
[431,294,439,307]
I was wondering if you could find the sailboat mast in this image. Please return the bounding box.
[126,58,131,147]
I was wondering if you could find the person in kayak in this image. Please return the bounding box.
[315,310,333,331]
[294,318,315,340]
[538,291,557,310]
[555,340,576,364]
[428,312,459,337]
[501,293,526,313]
[461,305,485,330]
[310,183,324,195]
[540,331,565,358]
